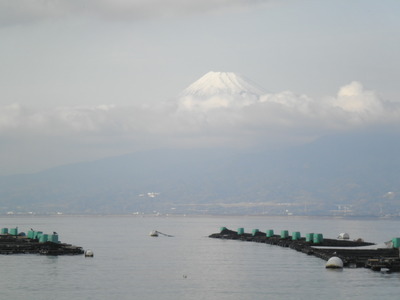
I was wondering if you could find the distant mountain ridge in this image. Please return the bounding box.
[0,131,399,216]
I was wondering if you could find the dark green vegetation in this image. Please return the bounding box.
[0,130,399,216]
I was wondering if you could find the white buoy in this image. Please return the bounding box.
[337,233,350,240]
[149,230,158,237]
[326,256,343,269]
[84,249,94,257]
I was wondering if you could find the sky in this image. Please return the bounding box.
[0,0,400,175]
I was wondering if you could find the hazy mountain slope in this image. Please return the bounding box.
[0,131,399,215]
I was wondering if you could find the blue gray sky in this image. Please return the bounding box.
[0,0,399,175]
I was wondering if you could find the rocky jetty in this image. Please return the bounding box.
[210,228,400,272]
[0,228,84,255]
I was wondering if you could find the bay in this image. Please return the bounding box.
[0,215,399,300]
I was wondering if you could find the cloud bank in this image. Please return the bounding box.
[0,0,268,26]
[1,81,398,144]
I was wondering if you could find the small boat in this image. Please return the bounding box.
[149,230,158,237]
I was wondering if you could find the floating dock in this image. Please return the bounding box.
[0,227,84,255]
[209,228,400,272]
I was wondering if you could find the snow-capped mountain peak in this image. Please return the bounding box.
[180,71,265,98]
[178,71,266,111]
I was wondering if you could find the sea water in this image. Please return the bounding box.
[0,215,399,300]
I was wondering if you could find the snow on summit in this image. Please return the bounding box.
[181,71,265,98]
[178,71,266,111]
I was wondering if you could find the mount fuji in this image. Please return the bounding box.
[177,71,266,111]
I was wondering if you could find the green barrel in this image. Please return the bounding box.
[292,231,301,240]
[313,233,324,244]
[319,233,324,243]
[48,234,59,243]
[39,234,49,243]
[220,227,227,233]
[9,228,18,236]
[1,228,8,234]
[281,230,289,238]
[34,231,43,239]
[237,228,245,235]
[392,238,400,248]
[306,233,314,242]
[27,230,34,239]
[266,229,274,237]
[252,229,259,236]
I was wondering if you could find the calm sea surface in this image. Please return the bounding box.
[0,215,399,300]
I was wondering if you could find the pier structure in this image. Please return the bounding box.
[210,228,400,272]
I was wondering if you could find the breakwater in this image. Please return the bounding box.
[209,228,400,272]
[0,227,84,255]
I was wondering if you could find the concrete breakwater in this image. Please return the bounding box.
[0,227,84,255]
[209,228,400,272]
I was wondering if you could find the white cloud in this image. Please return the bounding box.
[0,103,23,130]
[331,81,384,114]
[260,91,314,114]
[1,82,397,137]
[178,94,258,112]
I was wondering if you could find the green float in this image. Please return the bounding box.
[281,230,289,238]
[39,234,49,243]
[292,232,301,240]
[33,231,43,239]
[48,234,59,243]
[237,228,245,235]
[266,229,274,237]
[313,233,324,244]
[9,228,18,236]
[392,238,400,248]
[252,229,259,236]
[306,233,314,242]
[1,228,8,234]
